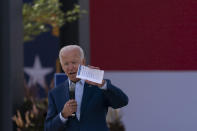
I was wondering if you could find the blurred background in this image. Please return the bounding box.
[1,0,197,131]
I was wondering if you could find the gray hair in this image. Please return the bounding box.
[59,45,85,63]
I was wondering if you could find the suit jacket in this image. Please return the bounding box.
[44,79,128,131]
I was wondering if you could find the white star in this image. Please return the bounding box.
[24,55,53,88]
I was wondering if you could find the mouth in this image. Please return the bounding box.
[69,72,77,76]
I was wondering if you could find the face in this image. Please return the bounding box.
[60,49,85,82]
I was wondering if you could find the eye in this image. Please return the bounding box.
[64,62,68,66]
[72,61,77,65]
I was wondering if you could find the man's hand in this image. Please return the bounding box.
[85,79,105,88]
[61,100,77,118]
[85,65,105,88]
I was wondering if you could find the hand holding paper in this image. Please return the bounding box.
[76,65,104,84]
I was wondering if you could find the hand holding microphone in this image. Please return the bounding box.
[61,82,77,118]
[61,100,77,118]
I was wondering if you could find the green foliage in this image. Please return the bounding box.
[23,0,86,42]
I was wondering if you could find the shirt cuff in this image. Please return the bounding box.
[59,112,68,123]
[100,80,107,90]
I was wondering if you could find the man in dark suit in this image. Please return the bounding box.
[45,45,128,131]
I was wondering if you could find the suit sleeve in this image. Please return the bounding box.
[102,79,129,109]
[44,91,65,131]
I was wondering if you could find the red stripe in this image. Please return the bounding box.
[90,0,197,70]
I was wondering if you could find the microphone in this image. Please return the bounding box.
[69,82,76,117]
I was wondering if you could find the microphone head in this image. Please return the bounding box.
[69,82,76,99]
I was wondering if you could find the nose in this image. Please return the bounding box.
[68,63,75,70]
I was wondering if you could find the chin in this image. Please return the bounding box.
[69,77,77,81]
[71,78,80,82]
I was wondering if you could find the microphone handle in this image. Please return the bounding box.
[69,91,76,117]
[69,91,75,99]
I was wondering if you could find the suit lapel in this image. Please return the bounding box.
[58,80,69,112]
[80,83,93,119]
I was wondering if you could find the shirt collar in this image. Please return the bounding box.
[68,78,85,86]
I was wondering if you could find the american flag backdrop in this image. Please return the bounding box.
[89,0,197,131]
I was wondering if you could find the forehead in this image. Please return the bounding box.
[61,49,81,61]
